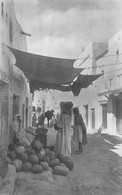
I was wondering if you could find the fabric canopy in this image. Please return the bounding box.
[8,46,83,85]
[7,46,102,96]
[70,74,102,96]
[29,80,70,93]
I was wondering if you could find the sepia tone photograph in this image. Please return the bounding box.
[0,0,122,194]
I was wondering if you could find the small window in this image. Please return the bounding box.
[1,2,4,16]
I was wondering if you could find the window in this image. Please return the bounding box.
[1,2,4,16]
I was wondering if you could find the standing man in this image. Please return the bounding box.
[73,107,87,154]
[44,110,54,127]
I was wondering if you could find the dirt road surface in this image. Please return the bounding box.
[14,128,122,195]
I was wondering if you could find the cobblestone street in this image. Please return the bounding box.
[14,129,122,195]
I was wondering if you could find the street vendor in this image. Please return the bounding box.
[11,114,34,147]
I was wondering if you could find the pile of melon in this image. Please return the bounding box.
[7,139,74,176]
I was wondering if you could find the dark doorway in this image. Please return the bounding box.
[101,103,107,129]
[13,95,19,118]
[91,108,95,130]
[26,98,28,128]
[116,99,122,134]
[22,104,25,128]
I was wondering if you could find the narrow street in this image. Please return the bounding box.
[13,128,122,195]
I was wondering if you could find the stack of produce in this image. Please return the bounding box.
[7,139,74,176]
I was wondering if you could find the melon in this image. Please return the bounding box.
[53,166,69,176]
[15,146,25,156]
[31,140,43,151]
[57,154,65,163]
[8,143,18,151]
[62,157,74,171]
[22,162,32,172]
[28,154,39,165]
[20,153,28,163]
[32,165,43,174]
[13,159,23,172]
[40,162,49,170]
[49,158,60,168]
[25,147,35,155]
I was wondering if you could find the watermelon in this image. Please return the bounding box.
[40,162,49,170]
[15,146,25,156]
[20,153,28,163]
[25,147,35,155]
[53,166,69,176]
[13,159,23,172]
[28,154,39,165]
[62,157,74,171]
[31,140,43,151]
[22,162,32,172]
[32,165,43,174]
[49,158,60,168]
[56,154,64,162]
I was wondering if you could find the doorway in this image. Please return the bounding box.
[101,103,107,129]
[91,108,95,130]
[116,99,122,134]
[13,95,19,119]
[26,97,28,127]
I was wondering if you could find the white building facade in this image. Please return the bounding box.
[0,0,32,149]
[75,30,122,135]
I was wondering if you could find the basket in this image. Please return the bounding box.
[36,128,48,135]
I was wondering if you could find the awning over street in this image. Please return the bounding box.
[8,46,83,85]
[7,46,102,96]
[70,74,102,96]
[29,80,70,93]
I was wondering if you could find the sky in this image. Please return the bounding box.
[14,0,122,59]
